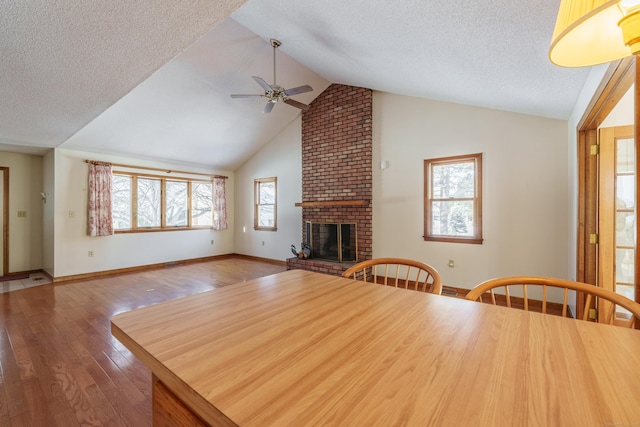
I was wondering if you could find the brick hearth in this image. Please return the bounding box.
[286,257,355,276]
[286,84,373,276]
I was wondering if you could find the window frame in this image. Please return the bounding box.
[164,179,189,228]
[424,153,483,244]
[191,181,214,228]
[112,171,213,233]
[136,176,162,228]
[254,177,277,231]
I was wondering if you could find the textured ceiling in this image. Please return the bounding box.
[61,19,330,170]
[0,0,248,151]
[1,0,592,170]
[233,0,590,119]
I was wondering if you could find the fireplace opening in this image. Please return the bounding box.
[306,222,357,263]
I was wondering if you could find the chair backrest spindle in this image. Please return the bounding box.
[465,276,640,329]
[343,258,442,295]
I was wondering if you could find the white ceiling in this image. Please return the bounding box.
[1,0,592,171]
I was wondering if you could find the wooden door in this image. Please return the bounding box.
[599,125,636,323]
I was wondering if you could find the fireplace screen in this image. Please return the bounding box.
[306,222,357,262]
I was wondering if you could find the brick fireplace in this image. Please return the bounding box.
[286,84,373,276]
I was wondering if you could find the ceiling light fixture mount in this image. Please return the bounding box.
[549,0,640,67]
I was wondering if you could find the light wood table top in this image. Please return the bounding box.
[111,269,640,426]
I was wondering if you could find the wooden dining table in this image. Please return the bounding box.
[111,269,640,426]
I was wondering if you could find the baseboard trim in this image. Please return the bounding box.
[42,270,54,282]
[52,254,286,284]
[231,253,287,267]
[52,254,236,283]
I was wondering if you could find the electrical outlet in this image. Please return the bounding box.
[17,210,27,217]
[448,260,455,268]
[88,250,94,257]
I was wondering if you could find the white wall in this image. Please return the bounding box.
[53,148,234,278]
[234,117,302,261]
[0,151,44,273]
[235,92,574,289]
[372,92,569,289]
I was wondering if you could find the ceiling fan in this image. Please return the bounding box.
[231,38,313,113]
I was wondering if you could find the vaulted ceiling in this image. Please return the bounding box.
[0,0,591,170]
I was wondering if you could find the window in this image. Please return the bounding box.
[255,177,277,231]
[112,172,215,232]
[137,178,161,228]
[165,180,188,227]
[112,175,132,229]
[191,182,213,227]
[424,153,482,244]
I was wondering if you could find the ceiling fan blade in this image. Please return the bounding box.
[284,98,310,111]
[230,94,263,98]
[252,76,273,92]
[263,102,275,114]
[284,85,313,96]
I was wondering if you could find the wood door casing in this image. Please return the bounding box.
[576,56,637,322]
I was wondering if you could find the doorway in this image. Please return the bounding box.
[0,167,7,277]
[577,56,639,325]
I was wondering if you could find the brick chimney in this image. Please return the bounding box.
[287,84,373,275]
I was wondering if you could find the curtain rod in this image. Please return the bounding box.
[84,160,228,179]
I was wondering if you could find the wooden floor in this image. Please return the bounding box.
[0,257,285,427]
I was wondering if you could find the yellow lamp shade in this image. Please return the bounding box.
[549,0,640,67]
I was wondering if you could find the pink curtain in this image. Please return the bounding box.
[213,177,228,230]
[87,162,114,236]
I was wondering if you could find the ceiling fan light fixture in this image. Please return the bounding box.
[549,0,640,67]
[230,38,313,113]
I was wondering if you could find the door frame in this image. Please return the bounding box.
[1,167,8,276]
[576,55,639,321]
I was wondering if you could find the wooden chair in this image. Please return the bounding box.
[342,258,442,295]
[465,276,640,328]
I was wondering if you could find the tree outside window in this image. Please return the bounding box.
[424,153,483,244]
[255,177,277,231]
[137,178,161,228]
[191,182,213,227]
[112,175,132,229]
[112,173,216,232]
[165,180,188,227]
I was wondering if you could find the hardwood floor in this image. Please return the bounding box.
[0,257,285,427]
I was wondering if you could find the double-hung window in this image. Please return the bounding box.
[254,177,277,231]
[424,153,483,244]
